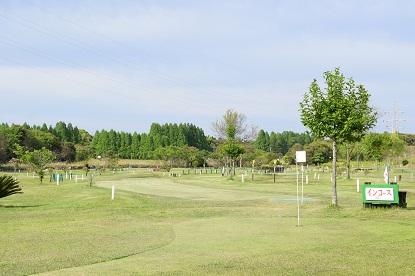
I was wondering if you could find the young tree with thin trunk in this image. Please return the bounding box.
[222,122,245,176]
[212,109,258,141]
[300,68,377,206]
[21,147,55,183]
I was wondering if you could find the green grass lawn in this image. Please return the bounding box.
[1,167,415,275]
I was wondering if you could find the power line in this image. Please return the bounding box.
[16,0,281,112]
[0,35,217,111]
[0,1,283,132]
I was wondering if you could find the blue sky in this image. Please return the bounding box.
[1,0,414,136]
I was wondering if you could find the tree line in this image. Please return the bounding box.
[0,122,212,164]
[0,120,413,170]
[0,121,313,166]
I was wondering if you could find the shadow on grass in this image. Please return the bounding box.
[0,204,46,208]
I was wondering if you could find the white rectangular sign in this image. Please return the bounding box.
[365,188,394,201]
[296,151,306,163]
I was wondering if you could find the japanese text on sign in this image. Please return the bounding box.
[365,188,394,201]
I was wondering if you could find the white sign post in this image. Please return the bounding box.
[301,165,304,205]
[295,151,306,227]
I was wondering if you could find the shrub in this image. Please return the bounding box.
[0,174,23,199]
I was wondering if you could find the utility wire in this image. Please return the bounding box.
[17,0,279,111]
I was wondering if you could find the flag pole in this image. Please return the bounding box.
[384,165,389,184]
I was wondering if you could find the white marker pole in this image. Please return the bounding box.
[296,161,300,226]
[295,151,306,227]
[111,185,115,200]
[357,179,360,192]
[301,165,304,205]
[57,174,60,186]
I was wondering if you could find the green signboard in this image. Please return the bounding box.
[362,184,399,205]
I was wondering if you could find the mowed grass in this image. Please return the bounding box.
[1,167,415,275]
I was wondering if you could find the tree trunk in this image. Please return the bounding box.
[346,144,351,179]
[233,160,235,175]
[332,140,338,206]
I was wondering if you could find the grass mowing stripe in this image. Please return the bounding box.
[95,177,302,201]
[2,169,415,275]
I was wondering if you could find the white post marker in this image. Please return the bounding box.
[295,151,306,227]
[57,174,60,186]
[306,175,309,184]
[111,185,115,200]
[301,165,304,205]
[357,179,360,192]
[75,175,78,183]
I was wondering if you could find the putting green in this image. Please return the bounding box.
[96,178,276,201]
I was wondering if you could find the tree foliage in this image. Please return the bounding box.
[303,140,332,165]
[90,123,210,160]
[0,174,22,199]
[222,122,245,175]
[212,109,258,141]
[362,133,406,168]
[254,130,313,155]
[21,147,55,183]
[300,68,377,205]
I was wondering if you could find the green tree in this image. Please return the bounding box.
[300,68,377,206]
[255,130,270,151]
[54,121,70,142]
[303,140,332,165]
[388,134,406,164]
[362,133,391,170]
[131,132,141,159]
[212,108,258,141]
[180,146,201,168]
[58,142,76,162]
[0,174,22,199]
[222,122,245,175]
[21,147,55,183]
[362,133,406,169]
[285,143,304,165]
